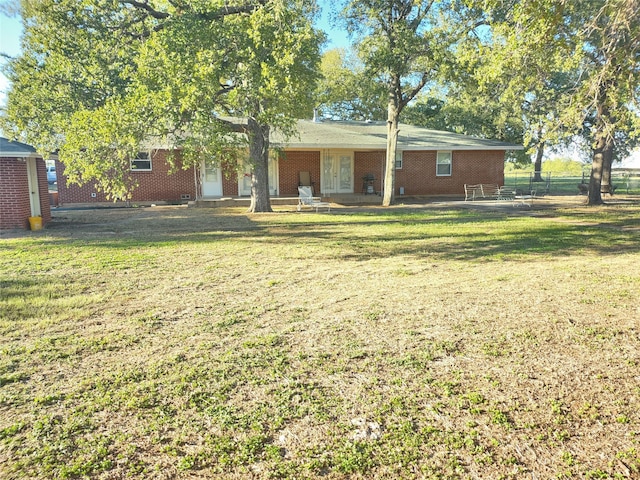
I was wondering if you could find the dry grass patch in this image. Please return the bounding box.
[1,203,639,479]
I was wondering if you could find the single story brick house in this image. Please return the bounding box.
[55,120,522,205]
[0,137,52,230]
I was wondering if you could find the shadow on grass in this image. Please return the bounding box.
[255,220,638,261]
[0,277,52,301]
[13,205,640,262]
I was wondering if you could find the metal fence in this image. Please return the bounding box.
[504,170,640,196]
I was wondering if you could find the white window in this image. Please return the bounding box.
[130,151,152,171]
[436,151,452,176]
[395,151,403,169]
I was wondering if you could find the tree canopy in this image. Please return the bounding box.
[3,0,639,208]
[1,0,323,211]
[334,0,639,206]
[341,0,465,206]
[470,0,640,204]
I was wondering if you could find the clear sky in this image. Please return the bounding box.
[0,11,22,104]
[317,0,351,50]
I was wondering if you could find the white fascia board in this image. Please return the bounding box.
[276,143,523,151]
[0,152,43,159]
[275,143,385,150]
[400,145,525,151]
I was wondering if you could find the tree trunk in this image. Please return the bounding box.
[246,117,273,213]
[587,133,606,205]
[532,139,545,182]
[601,141,614,196]
[382,102,400,207]
[588,80,614,205]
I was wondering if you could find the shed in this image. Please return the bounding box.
[0,137,52,230]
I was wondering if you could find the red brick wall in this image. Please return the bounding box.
[0,158,30,229]
[57,151,198,204]
[53,148,506,202]
[0,157,51,230]
[222,162,239,196]
[457,150,506,187]
[126,150,197,202]
[278,151,321,195]
[397,150,505,196]
[55,159,100,203]
[354,151,385,194]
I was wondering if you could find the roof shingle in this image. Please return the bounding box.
[272,120,523,151]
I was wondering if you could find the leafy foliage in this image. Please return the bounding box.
[1,0,323,207]
[473,0,640,203]
[341,0,472,205]
[316,48,386,120]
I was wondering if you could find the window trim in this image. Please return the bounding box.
[436,151,452,177]
[130,151,152,172]
[395,151,403,170]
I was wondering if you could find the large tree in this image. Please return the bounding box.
[477,0,640,205]
[341,0,463,206]
[433,0,581,180]
[574,0,640,204]
[1,0,322,212]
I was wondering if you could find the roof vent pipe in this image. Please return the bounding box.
[313,108,320,122]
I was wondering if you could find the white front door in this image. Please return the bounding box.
[238,155,279,196]
[26,158,42,217]
[322,151,353,194]
[201,160,223,197]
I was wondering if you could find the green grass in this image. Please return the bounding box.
[1,204,639,478]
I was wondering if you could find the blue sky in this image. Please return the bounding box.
[0,11,22,103]
[0,12,21,57]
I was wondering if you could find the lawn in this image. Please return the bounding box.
[1,201,639,479]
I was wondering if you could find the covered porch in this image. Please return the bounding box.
[189,193,383,208]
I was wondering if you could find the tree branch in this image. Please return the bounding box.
[120,0,169,19]
[199,1,268,21]
[117,0,269,38]
[215,116,247,133]
[403,72,430,109]
[120,0,269,21]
